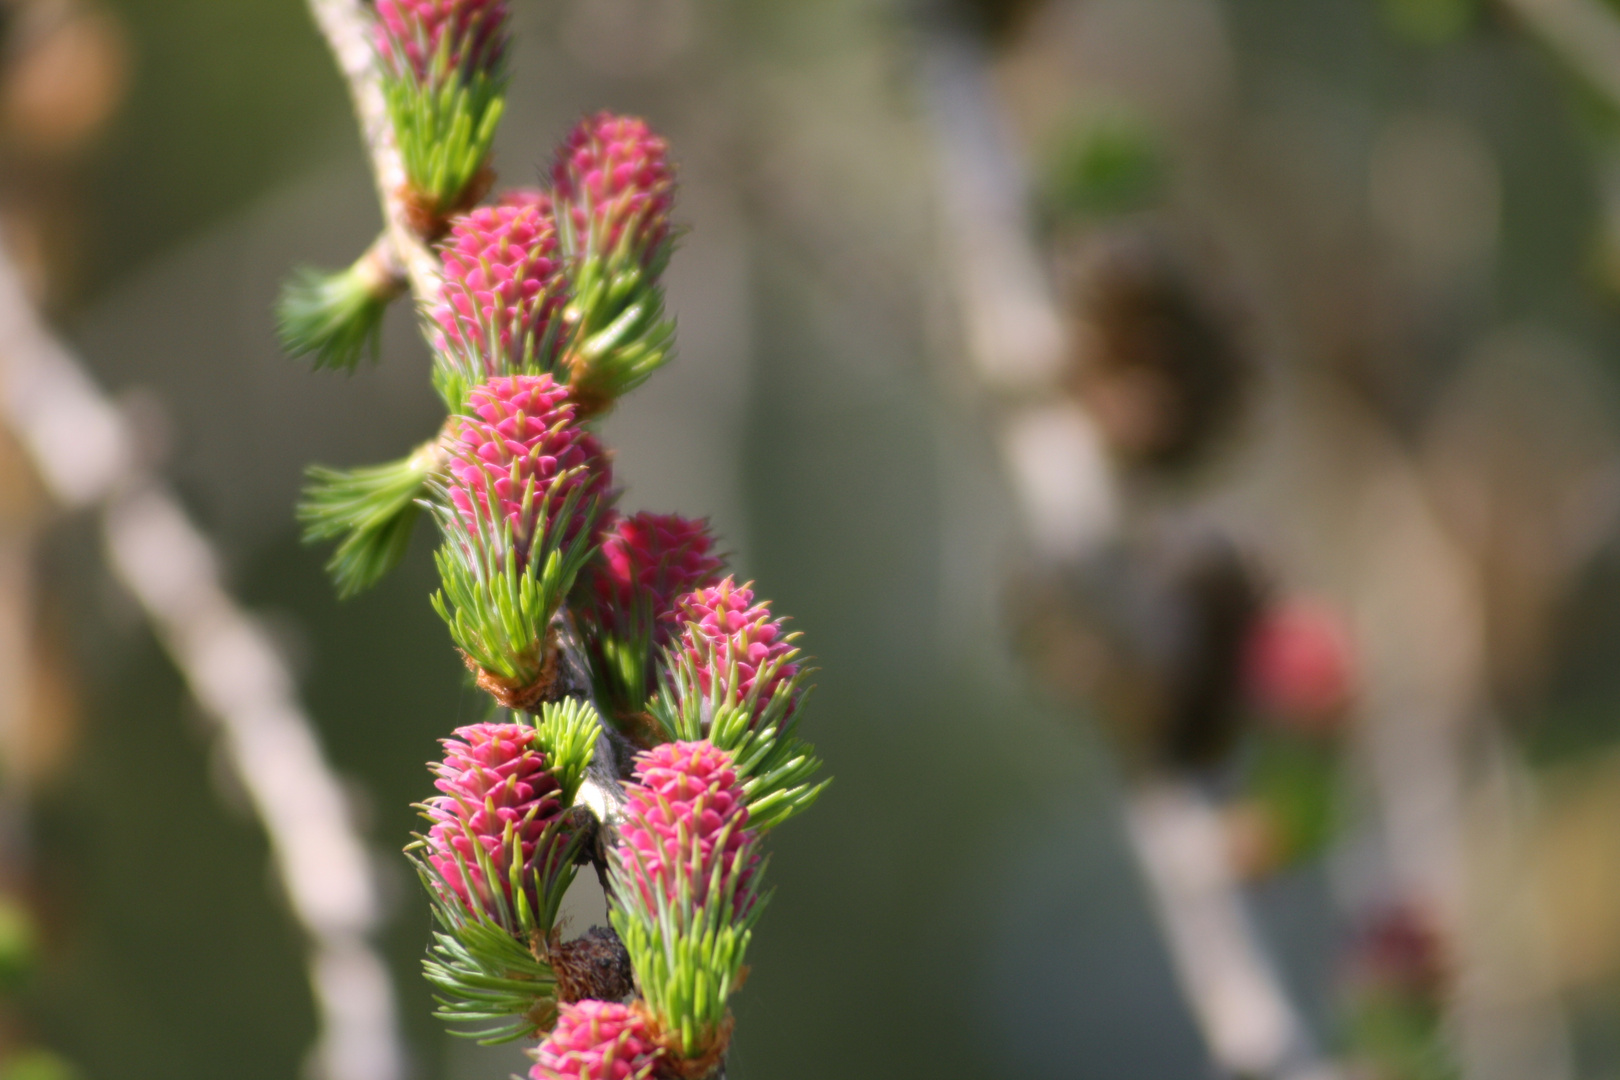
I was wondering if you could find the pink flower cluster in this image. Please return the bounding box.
[552,112,674,263]
[445,374,610,557]
[530,1000,659,1080]
[1242,599,1355,735]
[586,512,725,650]
[435,202,567,370]
[1348,903,1448,1001]
[374,0,507,81]
[423,723,562,908]
[616,741,756,914]
[671,578,798,720]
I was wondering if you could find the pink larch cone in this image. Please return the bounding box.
[1243,599,1355,735]
[586,512,725,650]
[551,112,674,264]
[529,1000,660,1080]
[435,202,568,372]
[423,723,563,911]
[1347,902,1450,1003]
[444,374,611,560]
[374,0,507,82]
[671,577,799,723]
[615,740,758,915]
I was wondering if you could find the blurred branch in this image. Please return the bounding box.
[917,26,1067,401]
[915,21,1117,555]
[1498,0,1620,109]
[1127,783,1326,1080]
[305,0,440,304]
[914,16,1329,1080]
[0,244,404,1080]
[1336,420,1575,1080]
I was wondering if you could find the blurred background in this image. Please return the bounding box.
[4,0,1620,1077]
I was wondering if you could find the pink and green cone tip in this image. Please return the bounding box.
[434,373,612,707]
[580,513,726,726]
[671,577,800,725]
[552,112,675,265]
[444,373,610,560]
[422,723,563,913]
[590,513,726,649]
[375,0,510,233]
[616,740,758,916]
[530,1000,661,1080]
[435,202,569,379]
[542,113,679,415]
[374,0,508,82]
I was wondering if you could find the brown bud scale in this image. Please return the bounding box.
[547,926,635,1004]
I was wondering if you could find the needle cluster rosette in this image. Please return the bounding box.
[433,373,612,708]
[610,741,760,1066]
[530,1000,661,1080]
[548,112,678,415]
[275,238,406,373]
[579,512,725,727]
[375,0,510,230]
[433,201,570,406]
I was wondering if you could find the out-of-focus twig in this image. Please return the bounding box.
[1498,0,1620,109]
[1329,414,1575,1080]
[915,16,1329,1080]
[0,244,404,1080]
[1127,783,1327,1079]
[305,0,441,303]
